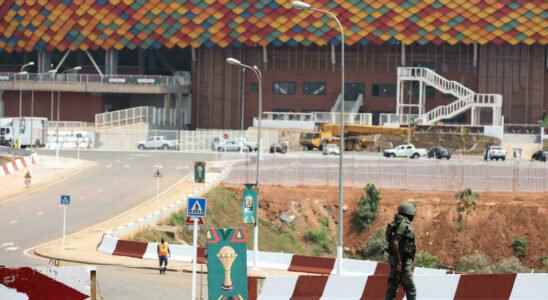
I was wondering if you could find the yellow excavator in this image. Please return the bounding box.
[299,123,410,151]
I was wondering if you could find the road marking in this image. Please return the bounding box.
[97,188,103,193]
[9,220,17,225]
[123,164,131,169]
[22,246,49,262]
[36,211,44,216]
[1,242,14,248]
[5,246,19,252]
[105,164,112,169]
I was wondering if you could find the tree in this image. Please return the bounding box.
[352,184,381,232]
[455,188,479,231]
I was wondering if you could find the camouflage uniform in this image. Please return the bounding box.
[384,202,417,300]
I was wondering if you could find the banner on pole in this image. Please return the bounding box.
[207,226,248,300]
[242,184,257,225]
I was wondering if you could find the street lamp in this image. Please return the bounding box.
[226,57,263,268]
[18,61,34,118]
[292,0,346,275]
[52,66,82,160]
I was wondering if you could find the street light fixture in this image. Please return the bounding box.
[18,61,34,118]
[52,66,82,160]
[292,0,346,276]
[225,57,263,269]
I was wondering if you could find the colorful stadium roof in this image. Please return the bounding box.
[0,0,546,52]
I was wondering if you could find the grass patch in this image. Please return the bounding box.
[130,228,175,244]
[160,185,305,254]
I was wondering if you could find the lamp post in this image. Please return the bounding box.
[292,0,346,275]
[17,62,34,139]
[50,66,82,160]
[226,57,262,268]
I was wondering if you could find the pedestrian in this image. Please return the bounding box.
[384,201,417,300]
[157,238,170,274]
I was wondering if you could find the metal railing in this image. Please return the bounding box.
[48,121,94,129]
[95,106,181,129]
[0,72,189,89]
[261,111,373,125]
[398,67,474,97]
[379,113,418,126]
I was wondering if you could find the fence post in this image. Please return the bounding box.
[90,269,97,300]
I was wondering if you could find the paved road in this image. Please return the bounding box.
[225,153,548,192]
[0,150,215,299]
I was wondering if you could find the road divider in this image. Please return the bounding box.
[257,273,548,300]
[96,234,446,276]
[0,153,39,177]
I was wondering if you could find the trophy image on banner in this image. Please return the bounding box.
[207,226,248,300]
[242,184,257,224]
[217,246,237,291]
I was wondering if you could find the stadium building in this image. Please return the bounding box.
[0,0,546,129]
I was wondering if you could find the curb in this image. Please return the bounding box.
[0,153,39,176]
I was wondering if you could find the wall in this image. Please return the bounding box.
[478,45,546,124]
[192,44,480,129]
[2,91,103,122]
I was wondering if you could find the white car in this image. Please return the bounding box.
[323,144,340,155]
[484,145,506,161]
[137,136,177,150]
[383,144,428,159]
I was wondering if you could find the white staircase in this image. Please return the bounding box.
[397,67,502,126]
[331,93,363,114]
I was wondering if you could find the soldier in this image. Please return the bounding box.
[384,201,417,300]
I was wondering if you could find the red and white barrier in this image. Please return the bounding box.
[0,266,92,300]
[258,274,548,300]
[0,154,39,177]
[97,234,445,276]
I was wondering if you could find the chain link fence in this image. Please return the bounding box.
[225,155,548,193]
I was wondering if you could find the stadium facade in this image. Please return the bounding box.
[0,1,546,128]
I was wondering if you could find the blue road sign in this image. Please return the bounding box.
[60,195,71,206]
[187,197,207,218]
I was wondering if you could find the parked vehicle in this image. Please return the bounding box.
[0,117,47,147]
[270,141,288,154]
[484,145,506,161]
[322,143,340,155]
[428,146,452,160]
[383,144,428,159]
[215,140,250,152]
[531,150,548,162]
[137,136,177,150]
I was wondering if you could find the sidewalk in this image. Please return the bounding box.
[0,155,94,200]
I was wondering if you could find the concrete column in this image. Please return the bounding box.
[401,43,406,66]
[418,81,424,116]
[0,91,4,117]
[105,49,118,75]
[38,50,51,73]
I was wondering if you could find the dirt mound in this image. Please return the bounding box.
[247,185,548,269]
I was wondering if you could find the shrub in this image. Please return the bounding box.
[352,184,381,232]
[167,213,186,226]
[511,237,528,258]
[539,256,548,272]
[492,257,530,273]
[359,228,387,261]
[304,218,332,254]
[456,253,492,273]
[415,251,441,268]
[454,188,479,231]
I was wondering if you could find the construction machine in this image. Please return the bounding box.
[299,123,409,151]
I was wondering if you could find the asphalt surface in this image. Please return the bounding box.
[225,151,548,192]
[0,150,216,299]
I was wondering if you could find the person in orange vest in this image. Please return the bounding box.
[157,238,171,274]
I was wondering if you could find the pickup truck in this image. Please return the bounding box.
[137,136,177,150]
[383,144,428,159]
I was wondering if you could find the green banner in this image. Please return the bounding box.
[194,161,206,183]
[207,226,248,300]
[242,184,257,224]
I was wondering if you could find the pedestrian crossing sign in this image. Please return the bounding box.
[187,197,207,218]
